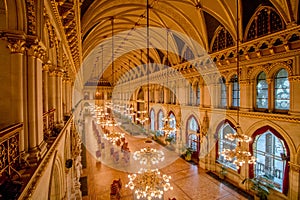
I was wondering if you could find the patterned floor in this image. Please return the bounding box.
[80,117,251,200]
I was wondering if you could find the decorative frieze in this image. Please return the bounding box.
[289,76,300,82]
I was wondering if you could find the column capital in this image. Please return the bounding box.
[266,78,273,85]
[27,43,39,57]
[42,61,51,72]
[7,39,26,54]
[289,162,300,173]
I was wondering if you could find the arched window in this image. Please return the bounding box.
[275,69,289,110]
[231,75,239,108]
[253,130,287,192]
[168,113,176,142]
[220,77,227,108]
[218,122,237,170]
[196,83,200,105]
[157,110,164,133]
[150,109,155,131]
[256,72,268,109]
[188,116,199,151]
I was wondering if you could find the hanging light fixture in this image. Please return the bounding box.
[220,0,255,169]
[160,29,176,137]
[133,146,165,166]
[126,144,173,199]
[126,168,173,200]
[126,2,173,199]
[136,50,149,126]
[125,60,136,118]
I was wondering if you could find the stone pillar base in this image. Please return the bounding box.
[27,141,48,164]
[27,147,42,164]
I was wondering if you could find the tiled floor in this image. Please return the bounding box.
[81,117,250,200]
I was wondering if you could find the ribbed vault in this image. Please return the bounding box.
[80,0,299,86]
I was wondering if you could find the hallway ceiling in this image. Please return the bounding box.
[79,0,298,85]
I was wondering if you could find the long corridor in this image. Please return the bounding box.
[80,116,250,200]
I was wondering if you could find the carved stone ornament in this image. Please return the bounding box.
[25,0,36,35]
[289,162,300,173]
[7,39,26,53]
[289,76,300,82]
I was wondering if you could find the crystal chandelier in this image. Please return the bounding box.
[136,110,149,125]
[221,125,256,169]
[159,30,176,137]
[126,168,173,200]
[220,0,255,169]
[133,146,165,165]
[103,130,125,145]
[160,116,176,136]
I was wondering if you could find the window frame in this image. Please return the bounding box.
[274,69,290,113]
[231,75,240,109]
[255,71,269,111]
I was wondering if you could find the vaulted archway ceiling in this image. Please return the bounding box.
[80,0,299,85]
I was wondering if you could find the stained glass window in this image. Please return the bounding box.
[275,69,289,110]
[256,72,268,109]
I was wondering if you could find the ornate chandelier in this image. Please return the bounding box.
[136,110,149,125]
[220,126,256,169]
[220,0,255,169]
[133,146,165,165]
[221,145,256,169]
[126,168,173,200]
[160,116,176,136]
[103,130,125,145]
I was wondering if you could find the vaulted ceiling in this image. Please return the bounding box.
[79,0,299,85]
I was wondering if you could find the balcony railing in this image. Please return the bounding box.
[43,108,55,139]
[0,123,23,199]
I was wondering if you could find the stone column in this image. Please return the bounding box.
[239,80,252,111]
[65,79,72,115]
[288,162,300,200]
[42,62,50,138]
[48,69,57,121]
[8,39,27,153]
[62,77,66,116]
[289,76,300,116]
[56,68,64,125]
[27,44,47,163]
[266,78,274,112]
[226,83,231,108]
